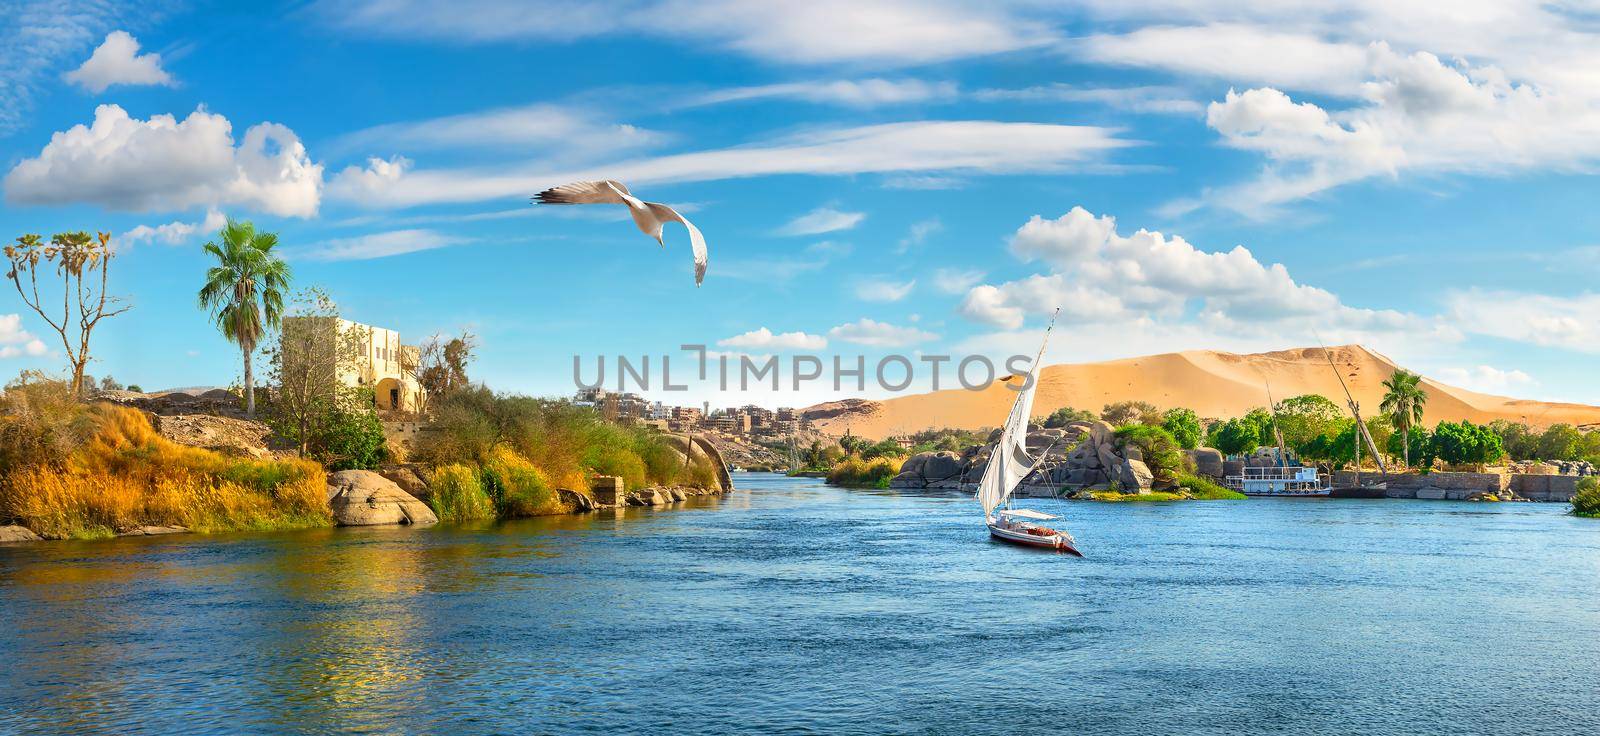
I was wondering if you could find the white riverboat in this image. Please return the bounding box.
[1226,466,1331,497]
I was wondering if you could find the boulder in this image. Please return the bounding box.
[1118,458,1154,492]
[325,470,438,527]
[1122,444,1144,463]
[922,451,964,482]
[557,488,595,513]
[899,453,931,478]
[0,525,41,543]
[117,525,189,537]
[1096,442,1121,474]
[378,465,431,502]
[628,489,666,506]
[1187,448,1225,479]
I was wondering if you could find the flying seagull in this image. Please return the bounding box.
[533,180,708,286]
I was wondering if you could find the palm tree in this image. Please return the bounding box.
[1380,368,1428,468]
[198,219,290,418]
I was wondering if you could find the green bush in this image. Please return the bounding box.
[826,457,902,488]
[1175,472,1245,500]
[1432,420,1504,466]
[315,397,388,470]
[429,463,496,523]
[1573,477,1600,518]
[1113,424,1187,488]
[482,446,557,517]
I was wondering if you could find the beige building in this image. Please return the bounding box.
[281,316,425,413]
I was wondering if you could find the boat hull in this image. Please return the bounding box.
[987,522,1083,556]
[1240,490,1331,497]
[1329,485,1387,499]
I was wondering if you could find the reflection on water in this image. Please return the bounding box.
[2,475,1598,735]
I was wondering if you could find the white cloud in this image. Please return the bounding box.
[314,0,1050,66]
[329,120,1130,209]
[1436,365,1538,395]
[974,84,1202,115]
[961,206,1441,345]
[64,31,174,93]
[0,314,49,359]
[120,209,226,247]
[334,103,662,155]
[291,229,474,261]
[854,278,915,302]
[896,218,942,253]
[0,2,143,136]
[775,206,865,236]
[693,79,958,107]
[1075,25,1370,96]
[931,267,983,294]
[717,327,827,350]
[4,105,323,218]
[1446,290,1600,354]
[828,318,937,347]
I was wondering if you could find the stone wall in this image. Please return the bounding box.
[1331,470,1580,502]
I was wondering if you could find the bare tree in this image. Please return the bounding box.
[401,331,477,414]
[4,232,130,397]
[264,289,364,457]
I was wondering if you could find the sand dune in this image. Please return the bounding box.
[804,345,1600,439]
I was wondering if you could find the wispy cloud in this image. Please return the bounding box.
[333,102,663,155]
[896,217,942,253]
[691,79,957,108]
[718,327,827,350]
[291,229,475,261]
[329,120,1131,209]
[854,277,915,302]
[775,206,865,236]
[974,84,1201,115]
[120,209,225,247]
[828,318,937,347]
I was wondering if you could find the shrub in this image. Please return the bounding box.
[0,405,329,538]
[0,373,93,474]
[826,457,902,488]
[1175,472,1245,500]
[1573,477,1600,518]
[1041,407,1095,428]
[315,397,388,470]
[482,445,558,517]
[429,463,495,523]
[1113,424,1187,488]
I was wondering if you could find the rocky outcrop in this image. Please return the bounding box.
[0,525,42,543]
[890,419,1165,493]
[325,470,438,527]
[150,413,275,459]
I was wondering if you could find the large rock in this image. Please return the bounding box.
[0,525,41,543]
[377,465,431,502]
[1187,448,1225,479]
[1118,458,1154,492]
[557,488,595,513]
[922,451,964,481]
[325,470,438,527]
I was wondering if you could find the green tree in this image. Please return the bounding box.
[1433,420,1504,466]
[1041,406,1095,428]
[1488,420,1537,460]
[316,388,388,470]
[1211,417,1263,457]
[1161,407,1203,450]
[1113,425,1186,488]
[1276,394,1343,453]
[198,219,291,417]
[1379,369,1428,468]
[1538,424,1583,461]
[1573,477,1600,518]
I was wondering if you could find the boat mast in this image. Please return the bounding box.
[1263,377,1289,468]
[1316,340,1389,483]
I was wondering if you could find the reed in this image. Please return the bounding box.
[827,457,903,488]
[0,405,329,539]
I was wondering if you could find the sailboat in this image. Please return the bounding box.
[976,311,1083,556]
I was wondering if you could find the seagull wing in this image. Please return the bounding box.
[533,180,633,205]
[646,202,708,286]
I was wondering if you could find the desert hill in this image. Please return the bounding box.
[802,345,1600,439]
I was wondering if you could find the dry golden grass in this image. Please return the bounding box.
[0,405,330,539]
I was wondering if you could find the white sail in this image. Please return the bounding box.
[976,312,1056,519]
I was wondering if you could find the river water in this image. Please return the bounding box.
[2,473,1597,735]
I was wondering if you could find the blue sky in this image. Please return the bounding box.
[3,1,1600,409]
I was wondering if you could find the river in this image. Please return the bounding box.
[3,473,1597,735]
